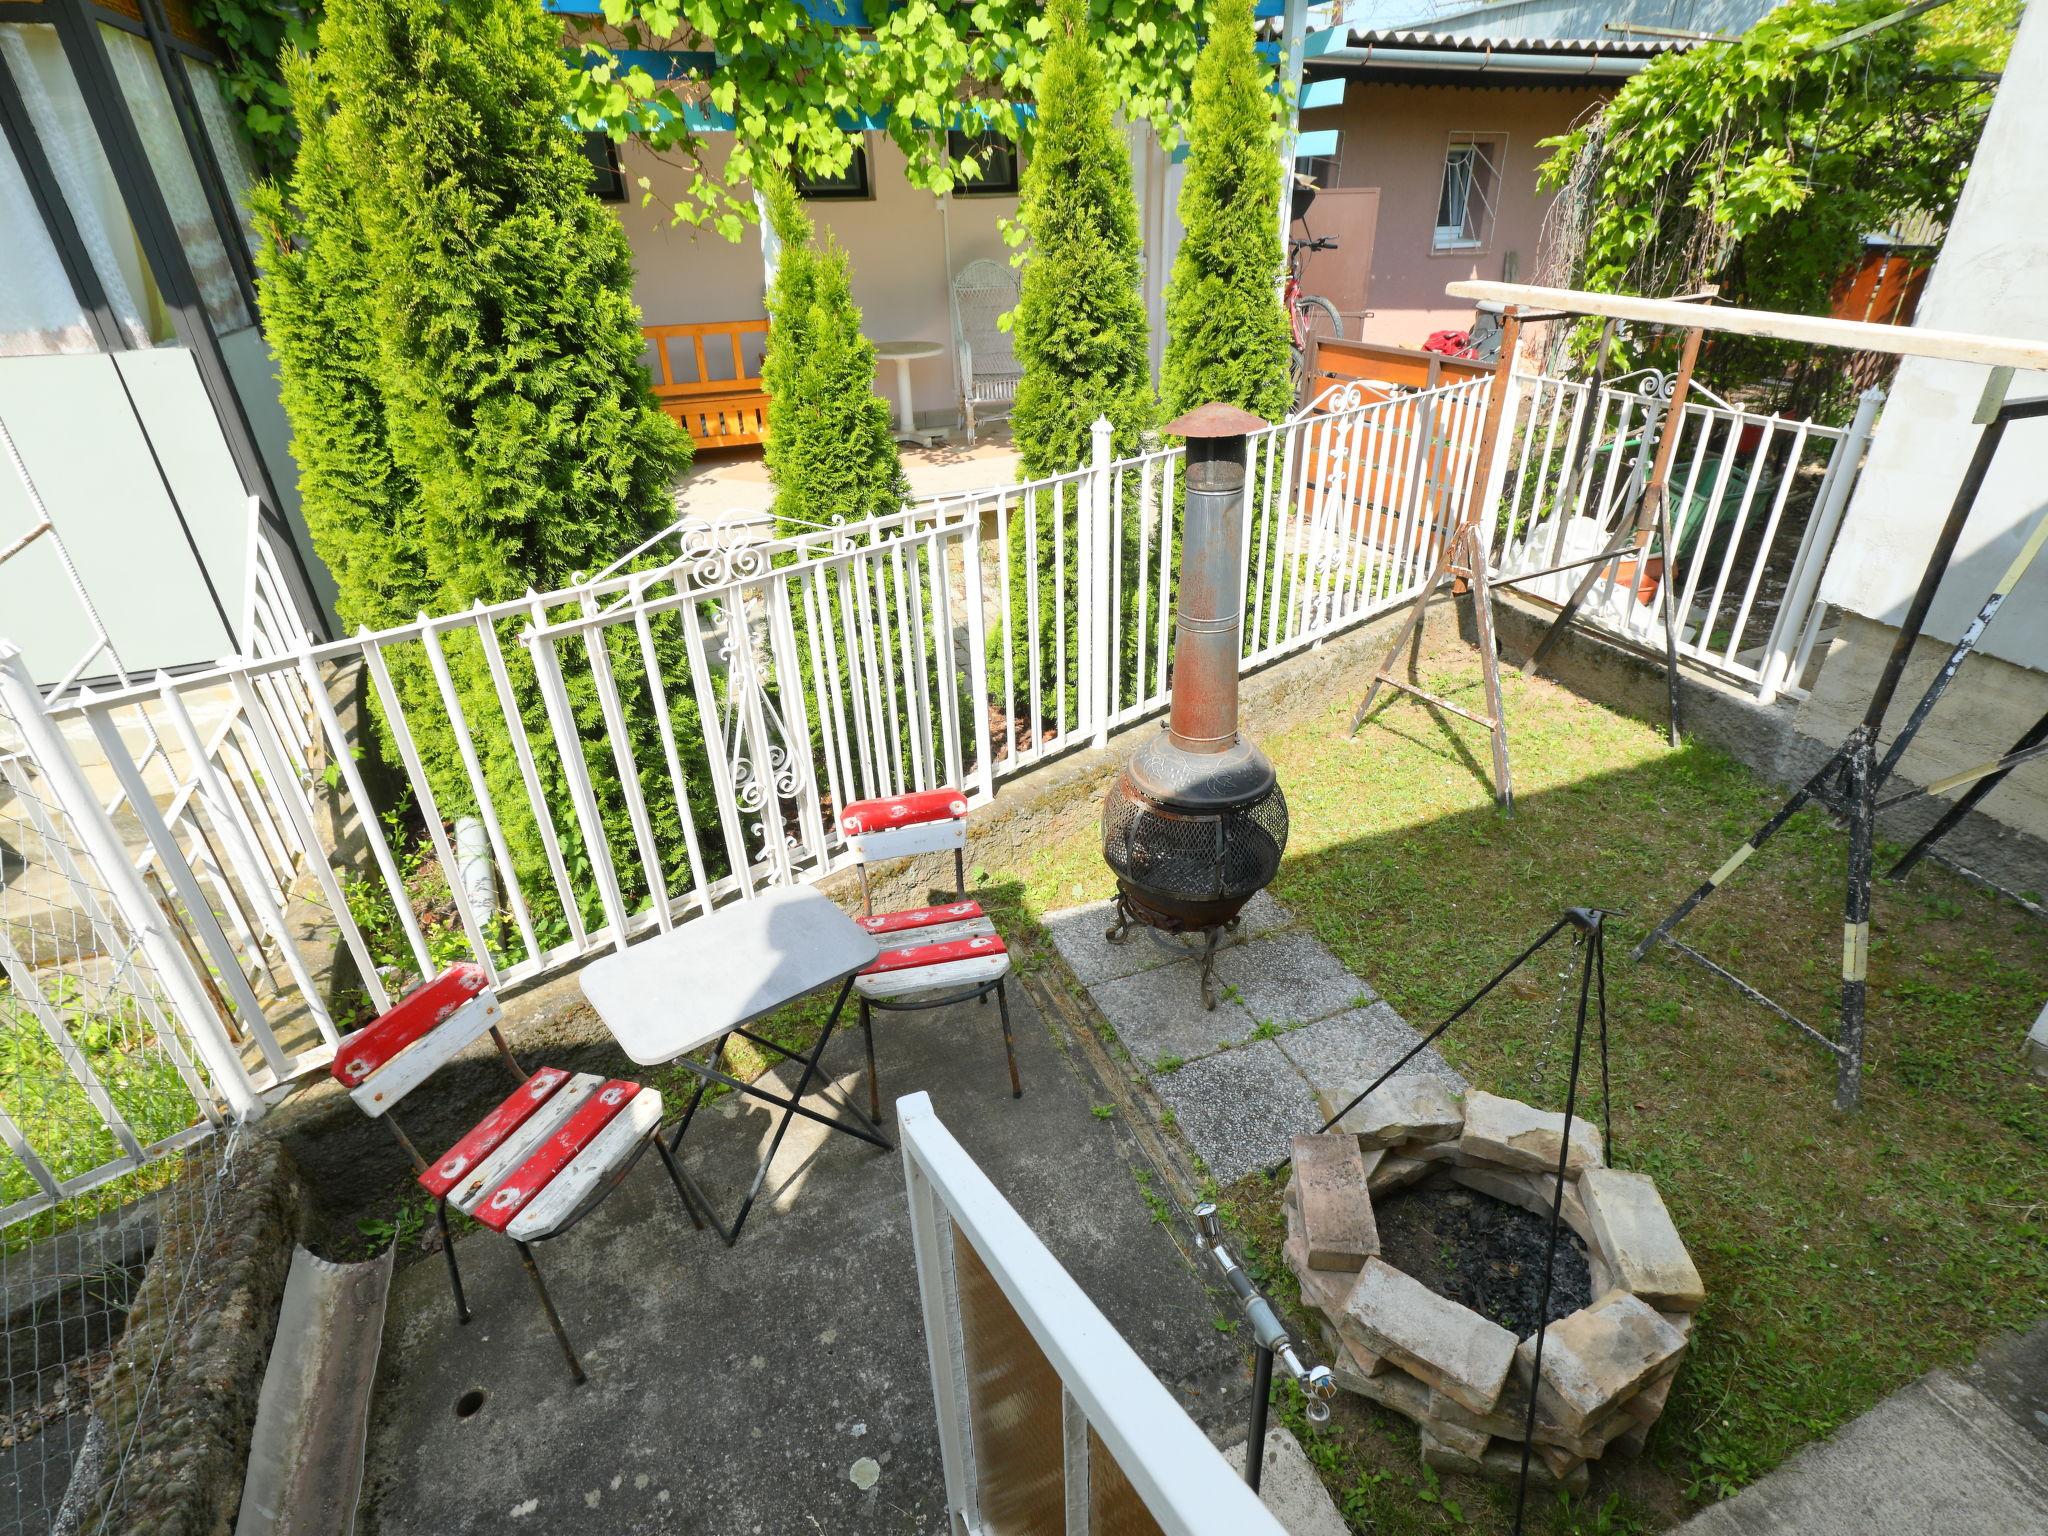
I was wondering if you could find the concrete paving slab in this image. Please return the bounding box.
[1089,962,1259,1069]
[1213,932,1372,1026]
[1676,1365,2048,1535]
[1151,1040,1322,1186]
[1223,1427,1350,1536]
[359,984,1247,1536]
[1277,1005,1467,1123]
[1042,899,1181,987]
[1043,889,1296,990]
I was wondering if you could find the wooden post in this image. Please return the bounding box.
[1347,309,1524,811]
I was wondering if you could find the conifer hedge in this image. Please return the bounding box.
[1001,0,1155,735]
[759,173,906,537]
[1161,0,1292,425]
[256,0,705,951]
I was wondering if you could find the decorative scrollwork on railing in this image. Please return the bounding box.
[1629,368,1676,402]
[714,598,808,863]
[677,510,774,587]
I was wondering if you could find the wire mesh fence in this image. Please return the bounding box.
[1,682,226,1534]
[2,1134,237,1536]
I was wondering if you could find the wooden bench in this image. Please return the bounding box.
[644,319,771,450]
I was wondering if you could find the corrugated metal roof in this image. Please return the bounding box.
[1341,25,1682,54]
[1312,0,1784,53]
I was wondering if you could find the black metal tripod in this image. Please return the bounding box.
[1634,376,2048,1110]
[1304,909,1615,1536]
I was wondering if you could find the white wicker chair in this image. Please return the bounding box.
[951,258,1022,444]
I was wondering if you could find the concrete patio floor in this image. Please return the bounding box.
[358,977,1251,1535]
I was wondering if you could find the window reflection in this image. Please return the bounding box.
[0,22,175,347]
[100,24,251,333]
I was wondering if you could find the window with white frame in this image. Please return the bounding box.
[1433,133,1504,253]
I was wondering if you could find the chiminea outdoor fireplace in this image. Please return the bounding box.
[1102,404,1289,1009]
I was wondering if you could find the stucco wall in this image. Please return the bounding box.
[612,134,1017,431]
[1300,80,1608,348]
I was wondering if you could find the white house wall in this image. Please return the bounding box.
[1817,0,2048,672]
[613,133,1020,430]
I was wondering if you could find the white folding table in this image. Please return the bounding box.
[579,885,884,1244]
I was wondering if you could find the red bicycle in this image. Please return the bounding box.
[1286,232,1343,406]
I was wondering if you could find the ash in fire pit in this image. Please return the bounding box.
[1373,1184,1592,1339]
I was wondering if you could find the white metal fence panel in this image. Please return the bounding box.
[898,1091,1287,1536]
[0,363,1865,1184]
[0,647,226,1228]
[1493,371,1879,702]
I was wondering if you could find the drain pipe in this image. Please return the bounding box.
[453,816,497,931]
[1193,1202,1335,1491]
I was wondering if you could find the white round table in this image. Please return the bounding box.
[874,339,946,444]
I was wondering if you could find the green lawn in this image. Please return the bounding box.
[999,636,2047,1534]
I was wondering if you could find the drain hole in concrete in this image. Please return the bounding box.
[454,1389,487,1419]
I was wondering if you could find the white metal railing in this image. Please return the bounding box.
[898,1091,1287,1535]
[0,377,1492,1190]
[1493,371,1880,704]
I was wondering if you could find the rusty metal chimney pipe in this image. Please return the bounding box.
[1165,403,1266,756]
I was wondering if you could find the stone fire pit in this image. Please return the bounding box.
[1282,1082,1703,1493]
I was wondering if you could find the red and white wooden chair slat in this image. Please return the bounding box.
[838,788,969,835]
[447,1073,607,1216]
[845,817,967,862]
[854,916,995,951]
[507,1089,665,1241]
[332,962,491,1086]
[420,1066,575,1198]
[347,993,504,1118]
[856,898,986,936]
[474,1079,643,1234]
[856,952,1011,1000]
[865,929,1006,974]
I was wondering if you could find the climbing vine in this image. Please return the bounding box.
[565,0,1229,240]
[188,0,318,179]
[1536,0,2014,370]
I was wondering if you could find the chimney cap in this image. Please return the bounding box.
[1165,402,1269,439]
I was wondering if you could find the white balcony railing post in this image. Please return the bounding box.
[1089,415,1115,751]
[0,642,261,1119]
[1756,384,1884,704]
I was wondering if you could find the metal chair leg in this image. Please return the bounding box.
[515,1241,585,1385]
[861,998,882,1123]
[651,1131,706,1232]
[435,1197,470,1325]
[996,981,1022,1099]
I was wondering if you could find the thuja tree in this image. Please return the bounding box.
[991,0,1155,737]
[1538,0,2011,400]
[759,172,905,536]
[1161,0,1291,426]
[257,0,706,950]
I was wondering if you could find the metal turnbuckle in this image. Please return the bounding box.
[1192,1202,1336,1490]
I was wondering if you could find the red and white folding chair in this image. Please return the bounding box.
[840,788,1022,1118]
[331,963,697,1383]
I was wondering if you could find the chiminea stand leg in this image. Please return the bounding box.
[1198,926,1224,1011]
[1105,893,1136,946]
